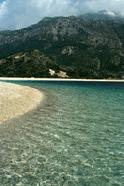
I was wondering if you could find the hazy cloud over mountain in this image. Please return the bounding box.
[0,0,124,29]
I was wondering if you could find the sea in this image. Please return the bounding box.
[0,80,124,186]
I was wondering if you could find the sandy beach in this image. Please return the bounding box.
[0,77,124,82]
[0,82,43,124]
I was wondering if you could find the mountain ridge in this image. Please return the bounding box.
[0,13,124,79]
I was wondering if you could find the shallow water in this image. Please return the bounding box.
[0,81,124,186]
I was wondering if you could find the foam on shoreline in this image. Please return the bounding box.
[0,82,43,124]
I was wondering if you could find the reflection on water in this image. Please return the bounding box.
[0,81,124,186]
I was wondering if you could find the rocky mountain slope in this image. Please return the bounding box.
[0,12,124,78]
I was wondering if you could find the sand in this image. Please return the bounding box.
[0,82,43,124]
[0,77,124,82]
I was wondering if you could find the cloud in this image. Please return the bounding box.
[0,0,124,29]
[0,1,7,17]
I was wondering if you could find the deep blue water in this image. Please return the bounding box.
[0,81,124,186]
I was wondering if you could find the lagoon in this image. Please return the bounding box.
[0,81,124,186]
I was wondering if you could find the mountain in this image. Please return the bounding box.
[0,12,124,79]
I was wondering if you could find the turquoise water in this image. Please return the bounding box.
[0,81,124,186]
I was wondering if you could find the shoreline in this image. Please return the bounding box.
[0,82,43,124]
[0,77,124,82]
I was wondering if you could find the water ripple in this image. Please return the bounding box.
[0,81,124,186]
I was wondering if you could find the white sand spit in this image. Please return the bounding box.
[0,82,43,124]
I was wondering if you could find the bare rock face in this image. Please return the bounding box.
[62,46,75,55]
[0,13,124,79]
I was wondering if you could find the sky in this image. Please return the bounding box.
[0,0,124,30]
